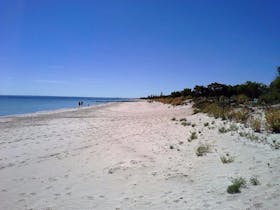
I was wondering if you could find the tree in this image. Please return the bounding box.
[181,88,192,96]
[207,83,229,97]
[171,91,182,98]
[193,85,209,97]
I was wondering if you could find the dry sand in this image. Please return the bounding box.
[0,101,279,210]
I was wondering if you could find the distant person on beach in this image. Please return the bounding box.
[78,101,81,107]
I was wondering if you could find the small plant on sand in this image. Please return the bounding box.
[227,177,246,194]
[169,145,174,149]
[271,139,280,149]
[219,127,228,133]
[195,144,210,156]
[181,122,188,126]
[265,109,280,133]
[204,122,209,127]
[220,153,234,164]
[192,124,196,127]
[171,117,176,121]
[239,132,259,141]
[188,132,198,142]
[227,184,241,194]
[179,118,187,122]
[232,177,247,187]
[250,118,262,133]
[250,176,260,185]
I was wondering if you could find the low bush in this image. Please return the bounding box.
[227,184,240,194]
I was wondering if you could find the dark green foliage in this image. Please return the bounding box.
[144,67,280,105]
[189,132,198,141]
[227,184,241,194]
[227,177,247,194]
[171,91,182,98]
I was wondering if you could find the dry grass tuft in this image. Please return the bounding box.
[265,109,280,133]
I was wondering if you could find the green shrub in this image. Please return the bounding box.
[179,118,187,122]
[231,177,247,188]
[204,122,209,127]
[171,117,176,121]
[227,184,241,194]
[227,177,246,194]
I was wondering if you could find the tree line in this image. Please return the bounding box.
[146,67,280,104]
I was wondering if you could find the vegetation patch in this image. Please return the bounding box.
[220,153,234,164]
[227,177,247,194]
[250,176,260,185]
[188,132,198,142]
[250,118,262,132]
[219,127,228,133]
[265,109,280,133]
[195,144,211,156]
[181,122,188,126]
[239,132,259,141]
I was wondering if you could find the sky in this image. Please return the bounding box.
[0,0,279,97]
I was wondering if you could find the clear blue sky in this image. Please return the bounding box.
[0,0,279,97]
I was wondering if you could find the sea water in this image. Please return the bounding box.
[0,95,129,116]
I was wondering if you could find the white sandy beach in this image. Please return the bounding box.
[0,101,279,210]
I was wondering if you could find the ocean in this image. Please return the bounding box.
[0,95,129,116]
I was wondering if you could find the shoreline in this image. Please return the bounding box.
[0,101,125,119]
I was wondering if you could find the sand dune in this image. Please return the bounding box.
[0,101,279,210]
